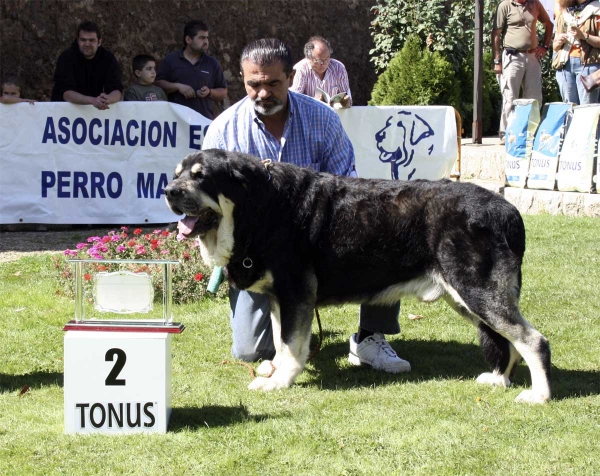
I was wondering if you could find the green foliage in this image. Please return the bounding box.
[369,35,460,108]
[370,0,558,135]
[457,51,504,136]
[53,226,228,304]
[370,0,497,74]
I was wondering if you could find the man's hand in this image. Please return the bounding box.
[535,46,548,61]
[91,94,110,110]
[177,83,197,99]
[314,92,325,102]
[493,63,502,75]
[196,86,211,98]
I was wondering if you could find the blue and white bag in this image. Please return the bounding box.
[527,102,572,190]
[505,99,540,188]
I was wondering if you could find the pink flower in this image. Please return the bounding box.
[135,245,146,255]
[76,243,88,249]
[120,226,129,232]
[111,235,121,242]
[160,249,169,255]
[87,236,101,243]
[117,245,126,252]
[63,249,78,256]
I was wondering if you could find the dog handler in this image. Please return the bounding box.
[201,38,411,373]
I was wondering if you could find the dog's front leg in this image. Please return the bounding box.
[249,294,314,391]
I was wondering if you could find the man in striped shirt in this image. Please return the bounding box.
[291,36,352,108]
[202,38,410,374]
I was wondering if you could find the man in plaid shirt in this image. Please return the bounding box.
[202,38,410,374]
[291,36,352,108]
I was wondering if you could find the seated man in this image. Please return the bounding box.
[290,36,352,108]
[202,38,410,373]
[51,21,122,109]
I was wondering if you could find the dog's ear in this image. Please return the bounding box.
[228,156,271,208]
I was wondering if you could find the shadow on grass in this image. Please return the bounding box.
[169,405,271,431]
[0,371,63,393]
[302,338,600,400]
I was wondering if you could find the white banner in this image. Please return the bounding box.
[0,102,211,224]
[1,103,459,225]
[337,106,458,181]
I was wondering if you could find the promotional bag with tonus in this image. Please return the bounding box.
[504,99,540,188]
[556,104,600,193]
[527,102,573,190]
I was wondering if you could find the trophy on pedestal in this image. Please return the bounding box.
[63,259,184,434]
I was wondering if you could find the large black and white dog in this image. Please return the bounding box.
[165,150,551,403]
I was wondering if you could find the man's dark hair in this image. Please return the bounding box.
[77,21,101,39]
[240,38,294,76]
[304,36,333,59]
[183,20,209,48]
[132,54,156,74]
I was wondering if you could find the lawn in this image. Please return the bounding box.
[1,215,599,475]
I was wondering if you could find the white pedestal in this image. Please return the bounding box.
[64,331,172,434]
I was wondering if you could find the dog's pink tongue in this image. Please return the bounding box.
[177,216,199,238]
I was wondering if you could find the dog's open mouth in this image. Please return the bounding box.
[177,209,220,239]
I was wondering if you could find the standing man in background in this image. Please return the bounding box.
[155,20,227,119]
[492,0,553,144]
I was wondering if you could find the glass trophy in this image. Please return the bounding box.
[63,259,184,333]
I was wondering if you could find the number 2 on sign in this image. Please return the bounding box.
[105,348,126,386]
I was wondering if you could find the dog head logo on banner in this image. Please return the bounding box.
[336,106,457,181]
[375,111,435,180]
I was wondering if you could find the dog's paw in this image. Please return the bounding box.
[515,389,550,404]
[256,360,276,377]
[248,376,285,391]
[476,372,510,388]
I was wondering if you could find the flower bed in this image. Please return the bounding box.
[53,227,227,303]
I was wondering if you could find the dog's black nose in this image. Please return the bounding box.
[164,184,181,199]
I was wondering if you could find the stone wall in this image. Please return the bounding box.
[0,0,378,108]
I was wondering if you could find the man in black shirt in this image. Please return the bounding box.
[51,21,123,109]
[155,20,227,119]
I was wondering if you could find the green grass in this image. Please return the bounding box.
[1,215,599,475]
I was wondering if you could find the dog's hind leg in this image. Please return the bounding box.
[475,323,522,388]
[443,280,551,403]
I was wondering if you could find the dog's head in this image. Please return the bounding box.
[164,150,271,239]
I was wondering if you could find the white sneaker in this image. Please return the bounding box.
[348,333,411,373]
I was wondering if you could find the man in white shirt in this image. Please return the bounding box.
[291,36,352,108]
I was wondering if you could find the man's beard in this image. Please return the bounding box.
[189,44,207,55]
[252,97,284,116]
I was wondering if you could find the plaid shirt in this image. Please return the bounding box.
[291,58,352,105]
[202,90,356,176]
